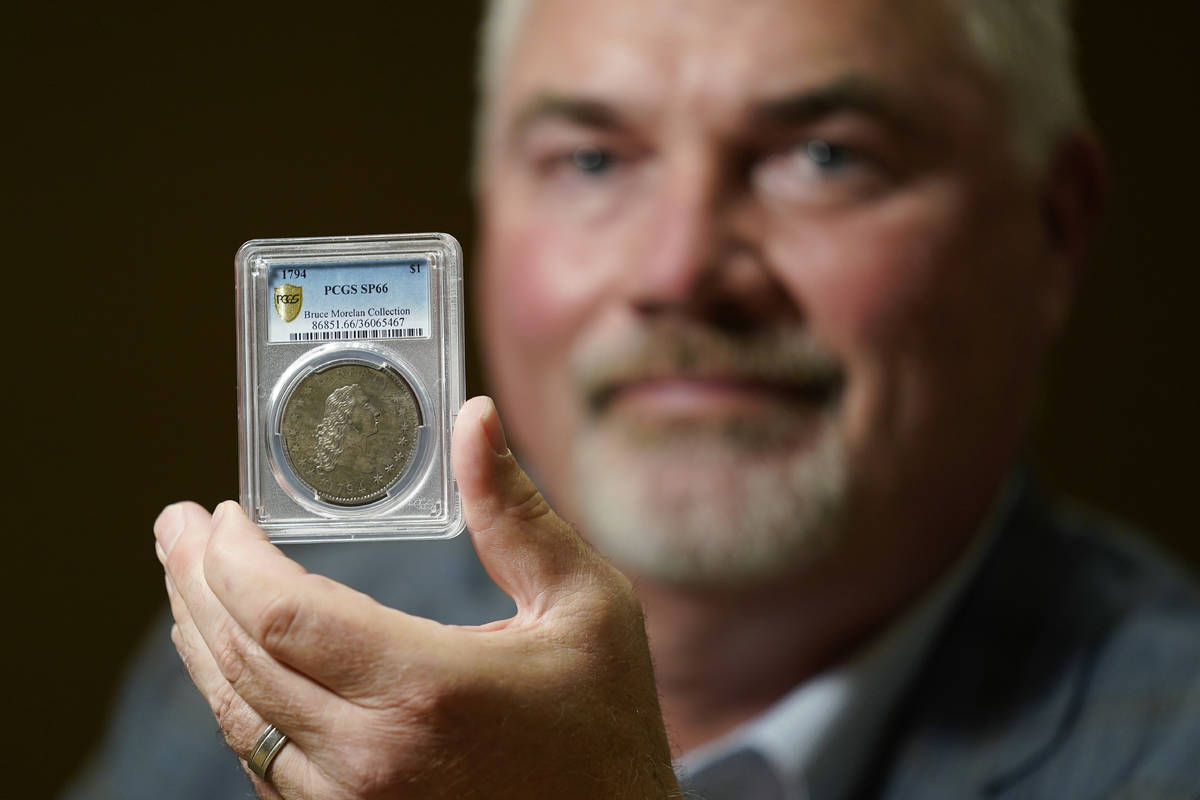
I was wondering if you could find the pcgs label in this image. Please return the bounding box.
[266,260,432,344]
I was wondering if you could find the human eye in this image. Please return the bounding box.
[564,145,618,176]
[530,143,631,185]
[753,137,893,206]
[802,140,855,173]
[516,123,647,216]
[518,119,641,180]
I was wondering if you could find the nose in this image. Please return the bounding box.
[630,156,721,308]
[627,151,793,326]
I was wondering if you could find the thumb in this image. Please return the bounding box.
[452,396,597,614]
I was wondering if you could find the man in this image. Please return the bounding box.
[67,0,1200,798]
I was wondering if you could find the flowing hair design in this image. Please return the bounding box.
[313,384,365,472]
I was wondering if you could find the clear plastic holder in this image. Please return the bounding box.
[236,233,465,543]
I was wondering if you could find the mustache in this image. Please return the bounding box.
[574,322,845,411]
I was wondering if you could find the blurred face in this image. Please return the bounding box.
[478,0,1067,585]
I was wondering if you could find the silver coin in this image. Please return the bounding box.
[279,361,421,506]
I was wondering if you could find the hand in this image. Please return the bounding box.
[155,396,680,799]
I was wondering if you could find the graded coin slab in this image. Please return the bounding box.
[236,234,465,543]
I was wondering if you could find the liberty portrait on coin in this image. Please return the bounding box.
[279,361,422,505]
[314,383,381,473]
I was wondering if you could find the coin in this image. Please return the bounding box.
[279,361,422,505]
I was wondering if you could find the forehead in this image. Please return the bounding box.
[499,0,983,121]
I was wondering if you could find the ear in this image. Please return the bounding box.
[1037,127,1109,339]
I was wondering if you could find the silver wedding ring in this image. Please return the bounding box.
[248,723,290,780]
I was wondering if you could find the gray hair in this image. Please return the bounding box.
[313,383,364,472]
[956,0,1086,170]
[475,0,1086,176]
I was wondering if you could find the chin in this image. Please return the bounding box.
[570,413,850,586]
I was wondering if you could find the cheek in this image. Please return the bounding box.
[482,199,630,332]
[485,228,574,343]
[479,213,619,457]
[768,189,964,355]
[764,182,983,452]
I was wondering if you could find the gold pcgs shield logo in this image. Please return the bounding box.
[273,284,303,322]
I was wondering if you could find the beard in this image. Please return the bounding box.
[569,321,850,587]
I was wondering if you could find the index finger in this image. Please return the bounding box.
[202,500,455,699]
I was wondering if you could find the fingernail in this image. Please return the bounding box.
[165,572,177,597]
[155,541,167,565]
[481,397,509,456]
[210,500,231,531]
[154,504,185,555]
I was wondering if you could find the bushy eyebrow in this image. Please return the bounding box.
[505,76,919,146]
[509,94,627,141]
[751,76,917,133]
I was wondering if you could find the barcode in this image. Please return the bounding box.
[288,328,425,342]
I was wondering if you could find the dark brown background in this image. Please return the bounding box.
[7,3,1196,796]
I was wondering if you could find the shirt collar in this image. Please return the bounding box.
[677,475,1020,800]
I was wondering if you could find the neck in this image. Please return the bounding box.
[635,561,880,755]
[635,489,997,757]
